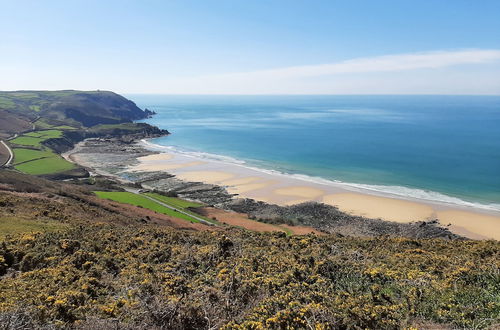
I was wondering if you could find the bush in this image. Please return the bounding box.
[0,225,498,328]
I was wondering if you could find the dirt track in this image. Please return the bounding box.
[197,207,322,235]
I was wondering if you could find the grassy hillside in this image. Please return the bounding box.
[0,90,151,128]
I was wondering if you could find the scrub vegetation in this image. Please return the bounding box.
[0,224,498,329]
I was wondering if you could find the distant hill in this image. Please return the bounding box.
[0,90,153,137]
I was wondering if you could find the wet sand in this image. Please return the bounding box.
[127,146,500,240]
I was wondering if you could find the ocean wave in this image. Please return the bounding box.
[140,140,246,164]
[140,139,500,212]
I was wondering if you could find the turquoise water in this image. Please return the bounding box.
[130,95,500,210]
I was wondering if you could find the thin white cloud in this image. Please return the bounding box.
[213,49,500,79]
[154,49,500,94]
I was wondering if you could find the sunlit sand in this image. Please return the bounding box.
[175,171,235,183]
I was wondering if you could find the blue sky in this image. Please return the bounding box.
[1,0,500,94]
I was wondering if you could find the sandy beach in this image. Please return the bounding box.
[127,143,500,240]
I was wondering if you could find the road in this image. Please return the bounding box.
[124,188,215,226]
[0,140,14,167]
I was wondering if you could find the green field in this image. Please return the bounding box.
[94,191,201,223]
[145,193,203,209]
[144,192,217,223]
[10,129,75,175]
[12,148,55,164]
[10,136,43,147]
[53,125,77,130]
[24,129,63,139]
[14,156,76,175]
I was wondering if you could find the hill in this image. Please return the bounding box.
[0,90,154,138]
[0,90,167,179]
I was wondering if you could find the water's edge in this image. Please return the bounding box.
[141,139,500,213]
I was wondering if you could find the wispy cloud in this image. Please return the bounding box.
[155,49,500,94]
[216,49,500,79]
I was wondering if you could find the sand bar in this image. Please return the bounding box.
[130,161,205,172]
[274,186,325,199]
[221,176,262,186]
[137,153,174,161]
[175,171,235,184]
[227,180,279,194]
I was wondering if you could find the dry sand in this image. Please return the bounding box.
[130,161,205,172]
[322,193,435,223]
[274,186,325,198]
[175,171,235,184]
[227,180,279,194]
[436,210,500,240]
[221,177,261,186]
[138,153,174,161]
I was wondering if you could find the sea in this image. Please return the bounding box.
[128,94,500,211]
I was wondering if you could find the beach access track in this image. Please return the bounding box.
[0,140,14,167]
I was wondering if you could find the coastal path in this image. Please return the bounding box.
[123,188,215,226]
[0,140,14,167]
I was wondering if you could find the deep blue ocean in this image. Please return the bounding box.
[129,95,500,210]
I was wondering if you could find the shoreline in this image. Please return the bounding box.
[127,139,500,240]
[139,140,500,213]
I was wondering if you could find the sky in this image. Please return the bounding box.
[1,0,500,94]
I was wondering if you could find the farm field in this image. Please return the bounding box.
[24,129,63,139]
[14,156,75,175]
[12,148,55,164]
[94,191,202,223]
[10,129,76,175]
[10,136,43,147]
[144,192,218,223]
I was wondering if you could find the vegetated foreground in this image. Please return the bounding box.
[0,224,499,329]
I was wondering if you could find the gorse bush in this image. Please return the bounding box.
[0,225,498,329]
